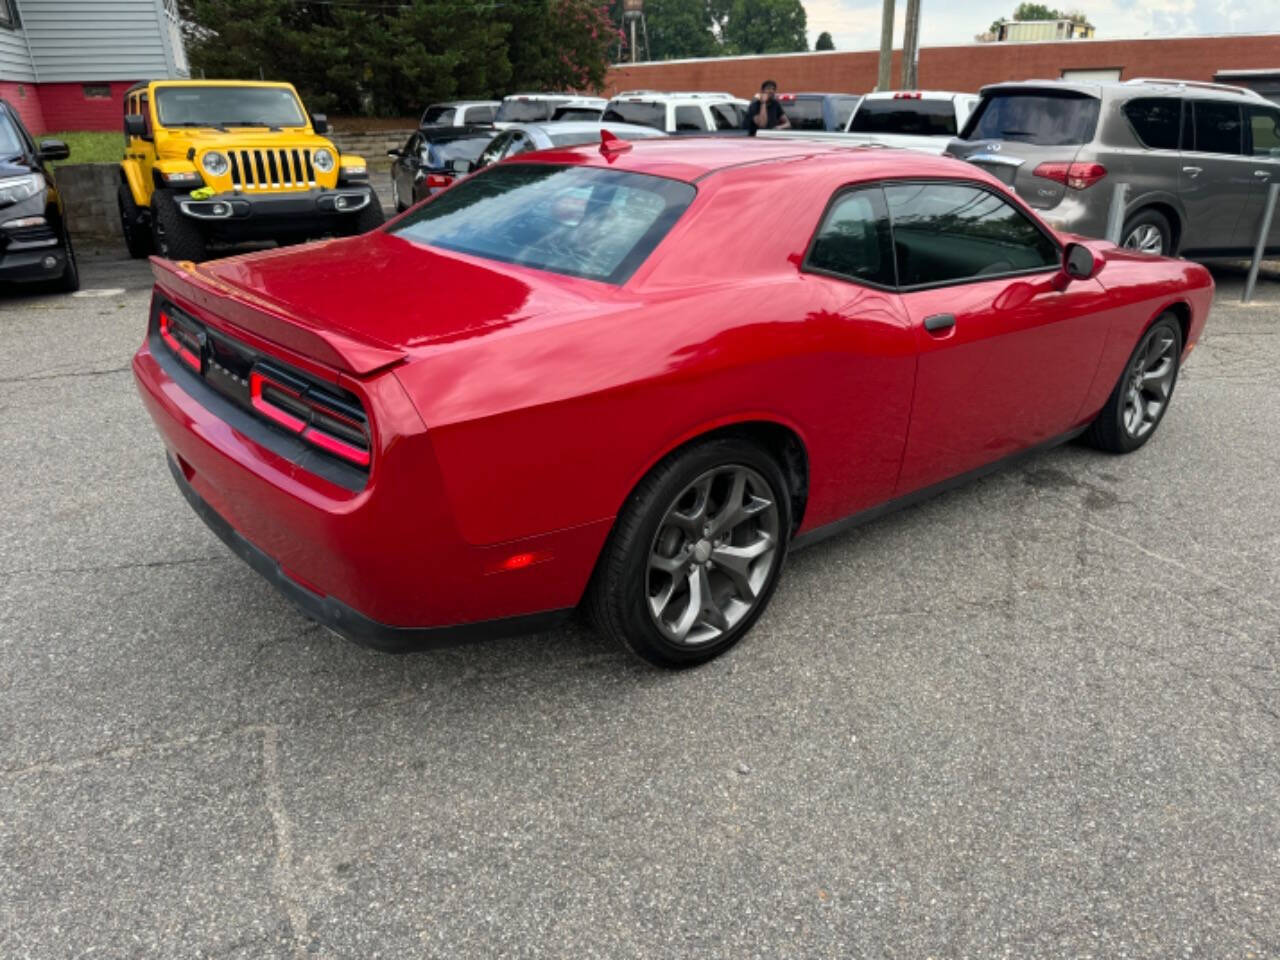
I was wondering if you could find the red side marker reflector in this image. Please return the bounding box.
[485,551,553,575]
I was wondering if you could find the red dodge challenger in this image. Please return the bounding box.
[133,137,1212,666]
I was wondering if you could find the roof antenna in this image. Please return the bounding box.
[599,129,632,159]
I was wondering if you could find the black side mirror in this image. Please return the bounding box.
[449,158,472,175]
[311,112,329,135]
[124,114,147,138]
[1064,242,1096,279]
[386,148,402,158]
[37,139,70,161]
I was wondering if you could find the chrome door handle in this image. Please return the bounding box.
[1182,165,1202,177]
[1255,170,1272,178]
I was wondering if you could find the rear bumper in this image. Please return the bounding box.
[166,455,568,652]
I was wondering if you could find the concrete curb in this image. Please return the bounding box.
[56,163,120,241]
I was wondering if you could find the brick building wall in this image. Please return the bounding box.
[0,80,47,135]
[604,33,1280,98]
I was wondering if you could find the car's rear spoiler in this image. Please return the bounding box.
[150,257,406,377]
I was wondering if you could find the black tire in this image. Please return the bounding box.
[118,182,152,259]
[150,188,207,262]
[51,228,80,293]
[1084,313,1183,454]
[1120,208,1173,257]
[587,437,791,668]
[340,189,386,235]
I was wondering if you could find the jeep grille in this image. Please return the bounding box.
[228,148,318,191]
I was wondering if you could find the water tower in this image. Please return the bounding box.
[622,0,650,63]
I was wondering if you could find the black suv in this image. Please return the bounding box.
[0,99,78,292]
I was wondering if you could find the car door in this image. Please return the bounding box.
[886,180,1110,495]
[1244,102,1280,252]
[1179,99,1252,254]
[392,132,420,204]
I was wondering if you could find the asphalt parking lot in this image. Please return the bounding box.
[2,250,1278,959]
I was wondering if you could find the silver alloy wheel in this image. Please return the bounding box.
[1122,325,1178,439]
[647,464,780,647]
[1124,223,1164,255]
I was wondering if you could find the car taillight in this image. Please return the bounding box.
[893,92,923,99]
[1033,161,1108,190]
[779,94,795,101]
[249,366,371,467]
[425,173,453,189]
[158,308,202,371]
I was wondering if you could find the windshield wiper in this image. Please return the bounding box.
[167,121,228,132]
[224,121,282,131]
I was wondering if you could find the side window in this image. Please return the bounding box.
[674,105,707,132]
[710,103,738,131]
[477,132,511,167]
[139,94,152,137]
[834,97,860,129]
[806,187,896,287]
[1123,97,1182,151]
[508,132,534,156]
[1190,100,1243,155]
[1247,105,1280,157]
[885,182,1059,287]
[402,132,421,159]
[472,105,496,123]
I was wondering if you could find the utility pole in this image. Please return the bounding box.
[876,0,895,91]
[901,0,921,89]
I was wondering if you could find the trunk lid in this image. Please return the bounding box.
[155,231,601,374]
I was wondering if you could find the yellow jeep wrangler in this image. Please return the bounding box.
[118,80,383,261]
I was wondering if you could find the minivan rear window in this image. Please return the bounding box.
[961,91,1100,146]
[391,164,696,285]
[496,99,556,123]
[850,98,958,136]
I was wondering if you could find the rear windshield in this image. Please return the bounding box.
[426,136,491,167]
[390,164,696,285]
[783,97,826,130]
[496,99,556,123]
[552,107,603,122]
[602,101,666,130]
[834,96,861,128]
[155,85,307,128]
[850,98,958,136]
[421,106,456,125]
[961,91,1101,145]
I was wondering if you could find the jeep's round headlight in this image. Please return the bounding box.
[202,151,229,176]
[312,148,335,173]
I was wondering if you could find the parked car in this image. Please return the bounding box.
[761,90,978,153]
[134,138,1212,667]
[776,92,863,131]
[494,93,576,127]
[470,121,666,172]
[946,78,1280,257]
[0,97,78,292]
[420,100,500,127]
[549,97,609,123]
[387,126,493,211]
[601,91,748,134]
[118,80,382,262]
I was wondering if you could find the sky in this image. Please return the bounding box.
[803,0,1280,51]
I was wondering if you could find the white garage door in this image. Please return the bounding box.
[1061,68,1123,83]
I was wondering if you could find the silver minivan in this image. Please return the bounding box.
[946,79,1280,257]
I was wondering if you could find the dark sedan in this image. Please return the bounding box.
[0,98,78,293]
[388,127,493,211]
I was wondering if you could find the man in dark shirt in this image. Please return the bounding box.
[744,79,791,136]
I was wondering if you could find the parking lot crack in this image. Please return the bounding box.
[0,553,227,580]
[261,725,320,960]
[0,365,131,385]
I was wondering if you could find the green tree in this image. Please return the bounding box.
[503,0,618,92]
[645,0,718,59]
[814,30,835,50]
[720,0,808,55]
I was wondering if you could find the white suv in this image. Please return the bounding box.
[601,91,747,134]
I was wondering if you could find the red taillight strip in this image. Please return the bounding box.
[159,311,200,371]
[248,368,370,467]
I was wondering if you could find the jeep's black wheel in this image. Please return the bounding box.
[340,189,386,236]
[1084,313,1183,454]
[587,437,791,668]
[118,182,152,259]
[151,188,206,262]
[52,228,80,293]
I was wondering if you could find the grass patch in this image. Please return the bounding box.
[47,130,122,166]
